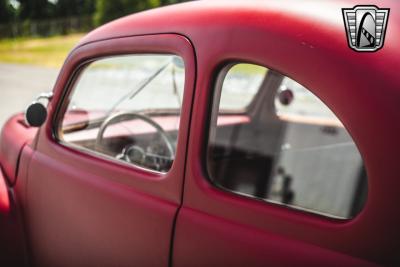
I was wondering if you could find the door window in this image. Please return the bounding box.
[58,54,185,173]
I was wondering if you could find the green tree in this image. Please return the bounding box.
[94,0,161,26]
[18,0,54,20]
[0,0,15,23]
[160,0,186,4]
[54,0,95,17]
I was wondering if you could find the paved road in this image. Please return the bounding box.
[0,63,59,127]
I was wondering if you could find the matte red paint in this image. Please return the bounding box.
[0,168,9,213]
[0,0,398,266]
[25,34,195,266]
[170,1,400,266]
[0,157,27,266]
[0,114,37,184]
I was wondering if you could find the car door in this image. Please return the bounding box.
[172,8,399,266]
[19,34,195,266]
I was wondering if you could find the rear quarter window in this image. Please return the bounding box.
[207,63,367,219]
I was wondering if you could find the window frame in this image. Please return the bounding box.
[53,53,186,175]
[204,60,367,220]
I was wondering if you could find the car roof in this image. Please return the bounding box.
[76,0,398,50]
[73,0,399,90]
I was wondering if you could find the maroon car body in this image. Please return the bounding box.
[1,0,400,266]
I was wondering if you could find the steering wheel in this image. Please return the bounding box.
[95,111,175,166]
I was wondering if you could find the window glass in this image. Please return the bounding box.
[275,78,338,120]
[59,54,185,173]
[219,64,267,111]
[207,63,367,218]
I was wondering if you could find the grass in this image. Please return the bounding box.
[229,63,268,75]
[0,34,85,68]
[0,35,269,72]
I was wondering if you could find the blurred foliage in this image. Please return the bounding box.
[0,0,189,38]
[0,0,191,66]
[94,0,187,26]
[0,0,15,23]
[53,0,95,17]
[94,0,154,26]
[18,0,53,20]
